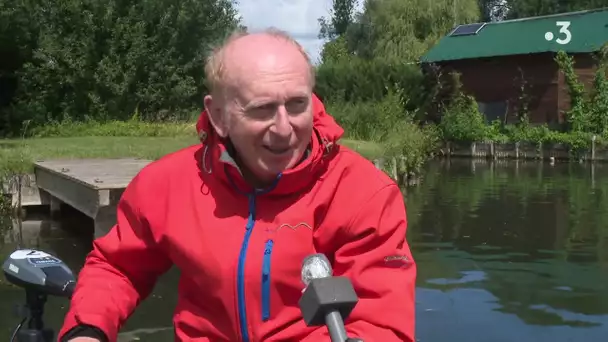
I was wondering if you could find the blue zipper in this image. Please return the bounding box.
[237,194,256,342]
[229,171,282,342]
[261,239,274,321]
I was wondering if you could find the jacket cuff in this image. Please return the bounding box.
[60,324,108,342]
[59,312,116,342]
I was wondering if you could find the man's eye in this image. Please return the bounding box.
[247,103,276,119]
[257,103,276,111]
[286,98,308,114]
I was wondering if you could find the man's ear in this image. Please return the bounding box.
[204,94,228,138]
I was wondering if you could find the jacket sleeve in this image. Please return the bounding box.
[58,170,173,341]
[302,183,416,342]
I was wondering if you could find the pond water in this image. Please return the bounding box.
[1,158,607,341]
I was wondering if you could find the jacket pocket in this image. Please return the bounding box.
[261,239,274,321]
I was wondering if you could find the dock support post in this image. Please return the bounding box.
[49,198,61,216]
[39,189,62,217]
[94,206,117,239]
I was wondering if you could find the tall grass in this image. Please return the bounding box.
[29,118,198,138]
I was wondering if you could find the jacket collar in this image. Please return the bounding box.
[195,93,344,196]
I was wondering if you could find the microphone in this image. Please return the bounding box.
[298,253,359,342]
[301,253,333,287]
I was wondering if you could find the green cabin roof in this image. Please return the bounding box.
[421,8,608,63]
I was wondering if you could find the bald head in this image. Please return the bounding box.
[205,28,315,96]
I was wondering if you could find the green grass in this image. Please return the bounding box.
[0,136,383,175]
[0,119,383,176]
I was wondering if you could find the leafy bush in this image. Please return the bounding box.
[328,92,439,175]
[439,93,488,143]
[315,57,426,110]
[383,122,441,174]
[327,91,409,141]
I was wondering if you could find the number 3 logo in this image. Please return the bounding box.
[555,21,571,45]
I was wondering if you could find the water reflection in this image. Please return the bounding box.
[0,212,90,339]
[410,159,608,341]
[0,210,178,341]
[1,158,608,341]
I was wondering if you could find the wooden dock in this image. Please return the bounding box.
[6,158,152,238]
[4,156,388,238]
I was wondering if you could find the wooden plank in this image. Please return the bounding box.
[31,158,151,221]
[34,158,152,190]
[34,167,104,218]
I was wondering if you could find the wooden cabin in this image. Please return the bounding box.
[420,8,608,127]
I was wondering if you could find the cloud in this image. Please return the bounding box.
[235,0,333,64]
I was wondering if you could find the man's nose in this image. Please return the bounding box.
[270,106,293,137]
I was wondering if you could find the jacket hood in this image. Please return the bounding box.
[195,93,344,196]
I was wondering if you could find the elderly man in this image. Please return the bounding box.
[59,29,416,342]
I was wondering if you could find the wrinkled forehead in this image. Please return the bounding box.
[232,76,312,107]
[221,39,313,104]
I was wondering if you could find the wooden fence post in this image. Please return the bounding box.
[591,135,596,161]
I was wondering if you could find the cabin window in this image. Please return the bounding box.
[477,101,509,124]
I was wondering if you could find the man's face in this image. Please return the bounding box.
[208,44,314,184]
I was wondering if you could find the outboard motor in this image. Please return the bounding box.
[2,249,76,342]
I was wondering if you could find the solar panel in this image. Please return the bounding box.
[449,23,486,37]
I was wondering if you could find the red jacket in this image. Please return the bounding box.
[58,94,416,341]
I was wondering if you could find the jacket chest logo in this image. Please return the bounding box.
[264,222,312,233]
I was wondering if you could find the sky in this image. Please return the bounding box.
[235,0,363,64]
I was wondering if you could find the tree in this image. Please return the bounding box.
[479,0,510,22]
[318,0,358,40]
[0,0,241,135]
[315,0,481,110]
[505,0,608,19]
[346,0,480,62]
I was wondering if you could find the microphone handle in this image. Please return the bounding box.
[325,310,348,342]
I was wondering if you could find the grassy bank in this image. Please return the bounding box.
[0,120,384,176]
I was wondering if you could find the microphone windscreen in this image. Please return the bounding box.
[301,253,332,286]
